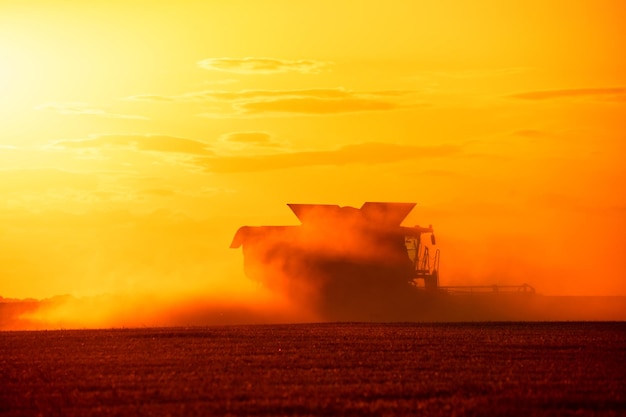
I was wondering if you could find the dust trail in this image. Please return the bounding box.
[3,291,625,330]
[2,289,316,330]
[0,208,319,330]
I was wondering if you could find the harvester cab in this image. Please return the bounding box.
[404,224,440,289]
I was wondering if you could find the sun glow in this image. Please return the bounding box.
[0,44,24,108]
[0,1,625,329]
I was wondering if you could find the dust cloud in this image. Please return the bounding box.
[2,203,625,330]
[0,209,318,330]
[0,289,315,331]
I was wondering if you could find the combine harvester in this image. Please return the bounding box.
[230,202,536,321]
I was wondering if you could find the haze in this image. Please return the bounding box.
[1,1,625,328]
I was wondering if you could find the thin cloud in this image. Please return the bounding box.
[217,131,287,153]
[128,88,421,117]
[224,132,272,144]
[198,57,330,74]
[35,102,148,120]
[507,87,626,101]
[204,89,420,117]
[54,135,213,156]
[194,142,460,173]
[127,88,352,103]
[221,132,276,145]
[185,88,355,102]
[234,97,402,115]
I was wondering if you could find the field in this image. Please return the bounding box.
[1,322,625,416]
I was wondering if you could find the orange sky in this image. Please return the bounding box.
[1,0,625,315]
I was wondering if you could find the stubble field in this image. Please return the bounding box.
[1,322,625,416]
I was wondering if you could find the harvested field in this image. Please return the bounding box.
[1,322,625,416]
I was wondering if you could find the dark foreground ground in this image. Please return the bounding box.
[1,323,625,416]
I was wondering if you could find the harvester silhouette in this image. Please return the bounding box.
[230,202,446,318]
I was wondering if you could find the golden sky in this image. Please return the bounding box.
[1,0,625,311]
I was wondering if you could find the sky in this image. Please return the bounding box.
[1,1,625,326]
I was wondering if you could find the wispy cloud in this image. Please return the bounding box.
[132,88,387,102]
[194,142,459,173]
[221,132,273,144]
[219,131,283,147]
[187,88,355,101]
[208,89,420,117]
[35,102,148,120]
[507,87,626,101]
[129,88,421,117]
[198,57,330,74]
[54,135,213,156]
[235,97,402,115]
[216,131,288,154]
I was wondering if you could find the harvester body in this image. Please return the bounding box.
[230,202,439,317]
